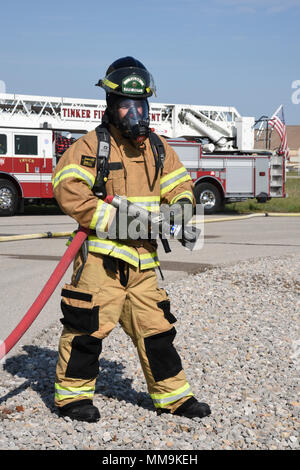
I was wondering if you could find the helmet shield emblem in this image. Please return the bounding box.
[122,75,146,95]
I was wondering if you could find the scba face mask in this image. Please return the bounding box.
[109,96,150,143]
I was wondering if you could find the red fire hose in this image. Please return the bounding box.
[0,226,90,361]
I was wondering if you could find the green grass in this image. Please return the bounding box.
[225,177,300,214]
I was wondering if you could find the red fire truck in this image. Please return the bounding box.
[0,93,286,215]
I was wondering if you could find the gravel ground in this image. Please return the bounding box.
[0,254,299,451]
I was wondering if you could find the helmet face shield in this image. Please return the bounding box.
[106,95,150,143]
[118,98,149,124]
[117,98,150,143]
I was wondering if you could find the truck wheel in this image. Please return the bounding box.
[194,182,222,214]
[0,179,19,216]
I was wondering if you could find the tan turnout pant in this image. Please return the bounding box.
[54,251,194,413]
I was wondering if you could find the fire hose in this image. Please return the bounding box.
[0,226,89,361]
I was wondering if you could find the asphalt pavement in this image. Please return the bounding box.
[0,211,299,359]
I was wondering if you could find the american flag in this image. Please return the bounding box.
[268,105,290,160]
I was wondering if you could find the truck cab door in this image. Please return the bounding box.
[13,133,41,198]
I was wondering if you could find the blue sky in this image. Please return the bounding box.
[1,0,300,124]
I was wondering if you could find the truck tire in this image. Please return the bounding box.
[0,179,19,216]
[194,182,222,215]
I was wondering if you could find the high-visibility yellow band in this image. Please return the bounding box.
[89,199,114,232]
[150,382,194,408]
[102,78,119,90]
[52,164,95,190]
[55,383,95,401]
[127,196,160,202]
[170,190,194,205]
[127,196,160,212]
[160,167,186,186]
[88,237,140,267]
[139,251,160,269]
[160,167,191,197]
[67,233,160,270]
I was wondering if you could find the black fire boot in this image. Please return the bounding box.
[173,397,211,418]
[59,399,100,423]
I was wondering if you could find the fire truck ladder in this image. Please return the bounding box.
[0,93,106,132]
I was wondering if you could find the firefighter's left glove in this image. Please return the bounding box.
[162,198,193,227]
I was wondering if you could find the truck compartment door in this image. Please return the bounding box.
[226,159,253,194]
[255,158,269,196]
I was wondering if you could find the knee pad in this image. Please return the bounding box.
[144,327,182,382]
[66,335,102,379]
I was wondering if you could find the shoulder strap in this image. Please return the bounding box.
[149,132,166,189]
[93,124,111,199]
[149,132,166,174]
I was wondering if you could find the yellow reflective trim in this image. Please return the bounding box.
[52,164,95,190]
[153,392,194,408]
[127,196,160,212]
[150,382,194,408]
[139,251,160,269]
[89,200,114,231]
[87,237,140,267]
[127,196,160,202]
[55,383,95,401]
[102,78,119,90]
[139,251,157,259]
[55,384,95,392]
[140,260,160,269]
[160,174,191,197]
[170,190,194,205]
[150,382,191,401]
[90,199,104,230]
[100,205,112,232]
[160,167,186,186]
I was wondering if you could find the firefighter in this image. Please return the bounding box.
[52,56,211,423]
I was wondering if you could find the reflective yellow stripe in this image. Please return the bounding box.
[88,237,140,267]
[127,196,160,201]
[89,199,114,232]
[102,78,119,90]
[150,382,194,408]
[127,196,160,212]
[67,234,160,270]
[170,190,194,205]
[52,164,95,190]
[55,383,95,401]
[160,167,191,197]
[139,251,160,269]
